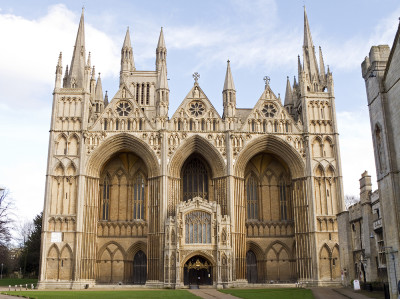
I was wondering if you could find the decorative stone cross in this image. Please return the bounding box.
[263,76,270,87]
[193,72,200,83]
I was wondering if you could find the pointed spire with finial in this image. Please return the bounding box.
[55,52,63,88]
[120,27,135,79]
[95,73,103,102]
[284,76,293,106]
[222,60,236,119]
[157,63,169,90]
[67,8,86,88]
[223,60,236,91]
[319,46,326,76]
[156,27,167,72]
[104,90,109,107]
[303,6,319,79]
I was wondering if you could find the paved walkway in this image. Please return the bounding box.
[189,289,240,299]
[311,287,379,299]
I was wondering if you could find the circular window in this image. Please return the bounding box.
[262,104,277,118]
[116,101,132,116]
[189,101,205,117]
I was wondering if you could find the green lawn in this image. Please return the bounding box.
[0,278,38,287]
[220,288,314,299]
[1,290,199,299]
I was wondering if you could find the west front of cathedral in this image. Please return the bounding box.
[38,8,346,289]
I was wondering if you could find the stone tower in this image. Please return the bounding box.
[361,21,400,298]
[39,8,345,289]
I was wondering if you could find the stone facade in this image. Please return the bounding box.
[38,8,345,289]
[340,172,387,285]
[361,21,400,298]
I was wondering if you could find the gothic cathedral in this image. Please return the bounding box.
[39,8,345,289]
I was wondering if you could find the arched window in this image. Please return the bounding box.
[246,174,258,220]
[133,173,145,220]
[280,180,288,220]
[182,158,208,202]
[185,211,211,244]
[102,176,110,220]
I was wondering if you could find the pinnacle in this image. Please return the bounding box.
[223,60,235,91]
[157,63,169,89]
[123,27,132,48]
[157,27,166,49]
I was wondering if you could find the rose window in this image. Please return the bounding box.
[189,101,205,117]
[262,104,277,118]
[116,101,132,116]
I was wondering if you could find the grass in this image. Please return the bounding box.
[220,288,315,299]
[1,290,199,299]
[0,278,38,287]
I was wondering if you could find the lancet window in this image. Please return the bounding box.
[246,174,258,220]
[101,175,110,220]
[185,211,211,244]
[182,158,208,201]
[133,173,145,220]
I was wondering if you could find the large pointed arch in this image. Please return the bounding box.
[86,133,160,178]
[235,135,305,179]
[169,134,225,178]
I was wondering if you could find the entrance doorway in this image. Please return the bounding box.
[133,250,146,284]
[184,255,212,286]
[246,250,258,283]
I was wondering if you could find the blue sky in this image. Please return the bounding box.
[1,0,399,222]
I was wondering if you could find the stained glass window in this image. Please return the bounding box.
[246,174,258,220]
[182,158,208,202]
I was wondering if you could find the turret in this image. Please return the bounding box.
[55,52,63,89]
[93,73,104,120]
[156,63,169,118]
[66,9,86,89]
[156,27,167,73]
[120,27,135,85]
[284,76,293,114]
[222,60,236,119]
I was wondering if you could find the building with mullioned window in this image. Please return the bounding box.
[38,8,346,289]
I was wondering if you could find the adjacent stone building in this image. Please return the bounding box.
[340,171,387,285]
[38,8,345,289]
[361,20,400,298]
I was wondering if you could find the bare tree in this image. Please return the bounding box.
[0,188,13,246]
[345,195,360,209]
[16,219,34,248]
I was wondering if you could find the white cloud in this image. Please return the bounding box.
[337,110,377,196]
[0,4,119,108]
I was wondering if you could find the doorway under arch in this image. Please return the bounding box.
[133,250,147,285]
[246,250,258,283]
[183,255,213,286]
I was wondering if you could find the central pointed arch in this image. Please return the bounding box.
[169,135,225,178]
[235,135,305,179]
[86,133,160,178]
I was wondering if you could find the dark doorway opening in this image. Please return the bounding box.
[246,250,258,283]
[133,250,147,285]
[184,255,212,286]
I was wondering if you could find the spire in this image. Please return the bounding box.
[156,27,167,72]
[63,65,69,87]
[67,9,86,88]
[303,6,319,79]
[284,76,293,106]
[55,52,63,88]
[95,73,103,102]
[157,27,166,49]
[223,60,235,91]
[120,27,135,77]
[157,63,169,90]
[297,55,302,75]
[319,46,326,76]
[104,91,109,107]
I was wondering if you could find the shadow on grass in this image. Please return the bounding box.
[220,288,314,299]
[2,290,199,299]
